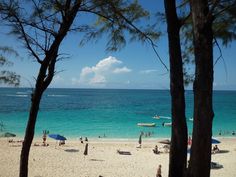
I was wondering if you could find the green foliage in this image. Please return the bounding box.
[0,46,20,86]
[156,0,236,86]
[0,70,20,86]
[1,0,160,58]
[79,0,160,51]
[213,1,236,46]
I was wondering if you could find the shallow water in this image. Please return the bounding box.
[0,88,235,139]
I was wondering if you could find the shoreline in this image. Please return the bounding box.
[2,133,235,144]
[14,135,236,142]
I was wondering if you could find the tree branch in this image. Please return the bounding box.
[108,2,169,71]
[11,14,43,64]
[213,36,228,80]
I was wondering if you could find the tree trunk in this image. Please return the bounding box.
[188,0,214,177]
[19,85,43,177]
[19,56,57,177]
[19,1,82,176]
[164,1,188,177]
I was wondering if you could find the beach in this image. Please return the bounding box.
[0,137,235,177]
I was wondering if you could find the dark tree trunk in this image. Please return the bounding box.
[188,1,214,177]
[19,78,46,177]
[19,1,82,176]
[19,55,57,177]
[164,1,188,177]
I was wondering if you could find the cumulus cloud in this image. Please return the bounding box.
[113,67,132,74]
[140,69,158,74]
[77,56,131,87]
[90,74,106,84]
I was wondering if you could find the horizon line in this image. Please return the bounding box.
[0,86,236,91]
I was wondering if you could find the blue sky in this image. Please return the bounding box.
[0,1,236,90]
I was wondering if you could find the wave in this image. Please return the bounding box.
[16,92,27,94]
[47,94,67,97]
[159,116,172,120]
[6,94,28,97]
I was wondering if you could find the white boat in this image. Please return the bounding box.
[137,123,156,127]
[189,118,193,121]
[154,115,172,120]
[162,122,172,127]
[153,115,160,119]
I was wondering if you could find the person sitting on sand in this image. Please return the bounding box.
[212,145,220,153]
[59,140,65,146]
[156,164,162,177]
[153,145,160,154]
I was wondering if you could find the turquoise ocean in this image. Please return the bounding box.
[0,88,235,139]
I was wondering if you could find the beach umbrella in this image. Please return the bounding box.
[0,132,16,137]
[159,139,171,145]
[48,134,66,141]
[84,143,88,156]
[212,138,221,144]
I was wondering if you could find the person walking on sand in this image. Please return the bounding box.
[42,131,47,146]
[138,134,142,148]
[156,164,162,177]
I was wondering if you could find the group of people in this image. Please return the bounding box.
[79,136,88,143]
[218,130,235,136]
[98,134,107,138]
[140,131,154,137]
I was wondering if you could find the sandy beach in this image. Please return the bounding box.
[0,137,235,177]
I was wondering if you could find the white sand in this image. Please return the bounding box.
[0,137,235,177]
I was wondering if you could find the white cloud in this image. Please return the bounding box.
[140,69,158,74]
[76,56,132,87]
[80,67,93,77]
[94,56,122,72]
[113,67,132,74]
[90,74,106,84]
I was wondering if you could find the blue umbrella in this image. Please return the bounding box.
[212,138,220,144]
[49,134,66,141]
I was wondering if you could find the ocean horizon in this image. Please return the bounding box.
[0,88,235,139]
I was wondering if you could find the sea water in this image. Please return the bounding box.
[0,88,235,139]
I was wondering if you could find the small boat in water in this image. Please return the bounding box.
[153,115,172,120]
[137,123,156,127]
[153,115,160,119]
[162,122,172,127]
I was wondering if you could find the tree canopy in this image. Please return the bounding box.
[0,46,20,86]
